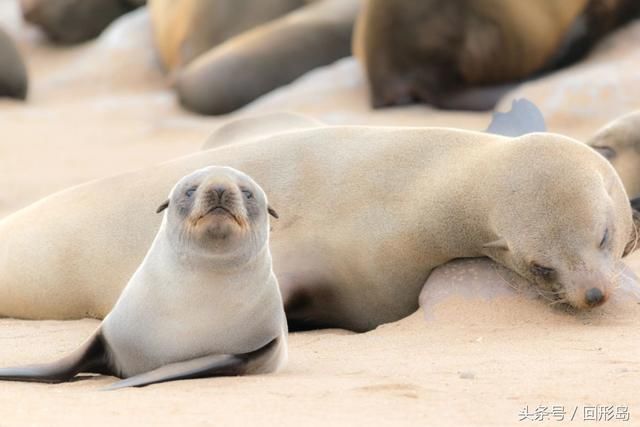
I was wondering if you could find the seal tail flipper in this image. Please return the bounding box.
[103,335,285,390]
[485,98,547,137]
[0,331,110,383]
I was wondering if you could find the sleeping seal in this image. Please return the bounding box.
[0,121,637,331]
[0,166,286,389]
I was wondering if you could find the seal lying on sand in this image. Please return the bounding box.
[175,0,360,115]
[20,0,144,44]
[149,0,308,71]
[0,121,637,331]
[588,112,640,199]
[0,28,28,99]
[0,166,286,389]
[354,0,640,110]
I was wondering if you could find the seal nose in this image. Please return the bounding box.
[585,287,605,307]
[211,185,226,199]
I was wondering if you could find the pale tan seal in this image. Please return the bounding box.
[0,166,286,389]
[353,0,640,110]
[175,0,360,115]
[20,0,143,44]
[0,121,637,331]
[0,28,27,100]
[149,0,308,71]
[588,111,640,199]
[202,111,323,149]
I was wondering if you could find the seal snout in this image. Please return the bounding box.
[585,287,607,307]
[194,178,247,229]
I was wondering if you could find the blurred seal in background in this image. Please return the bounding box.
[354,0,640,110]
[588,112,640,200]
[0,27,28,99]
[174,0,360,115]
[149,0,308,71]
[20,0,145,44]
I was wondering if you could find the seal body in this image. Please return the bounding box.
[20,0,142,44]
[149,0,307,71]
[0,167,286,388]
[175,0,360,115]
[588,111,640,199]
[354,0,639,110]
[0,28,28,99]
[0,123,637,331]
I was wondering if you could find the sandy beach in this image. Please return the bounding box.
[1,2,639,426]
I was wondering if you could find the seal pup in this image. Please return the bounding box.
[588,112,640,199]
[0,28,28,100]
[20,0,143,44]
[0,166,286,389]
[0,119,637,331]
[354,0,639,110]
[149,0,307,71]
[175,0,360,115]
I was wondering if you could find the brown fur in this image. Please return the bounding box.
[175,0,360,115]
[354,0,638,110]
[149,0,308,71]
[0,28,28,100]
[20,0,142,44]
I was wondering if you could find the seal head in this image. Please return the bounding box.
[482,135,639,309]
[157,166,278,263]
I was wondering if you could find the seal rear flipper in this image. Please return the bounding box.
[0,330,112,383]
[103,336,284,390]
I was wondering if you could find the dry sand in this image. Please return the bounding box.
[0,2,639,426]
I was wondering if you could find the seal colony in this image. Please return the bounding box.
[0,166,287,388]
[0,120,637,332]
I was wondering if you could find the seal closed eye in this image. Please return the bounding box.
[0,166,287,389]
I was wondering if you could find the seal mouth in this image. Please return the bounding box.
[197,205,244,227]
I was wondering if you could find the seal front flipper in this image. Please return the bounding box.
[103,336,284,390]
[0,331,113,383]
[485,98,547,137]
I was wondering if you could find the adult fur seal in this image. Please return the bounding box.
[0,28,28,99]
[0,123,637,331]
[354,0,640,110]
[588,112,640,199]
[20,0,143,44]
[149,0,307,71]
[0,166,286,389]
[175,0,360,115]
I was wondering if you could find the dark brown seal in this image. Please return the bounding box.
[20,0,144,44]
[0,28,28,99]
[354,0,640,110]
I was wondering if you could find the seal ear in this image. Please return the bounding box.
[623,197,640,257]
[267,205,279,219]
[592,146,616,160]
[156,199,170,214]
